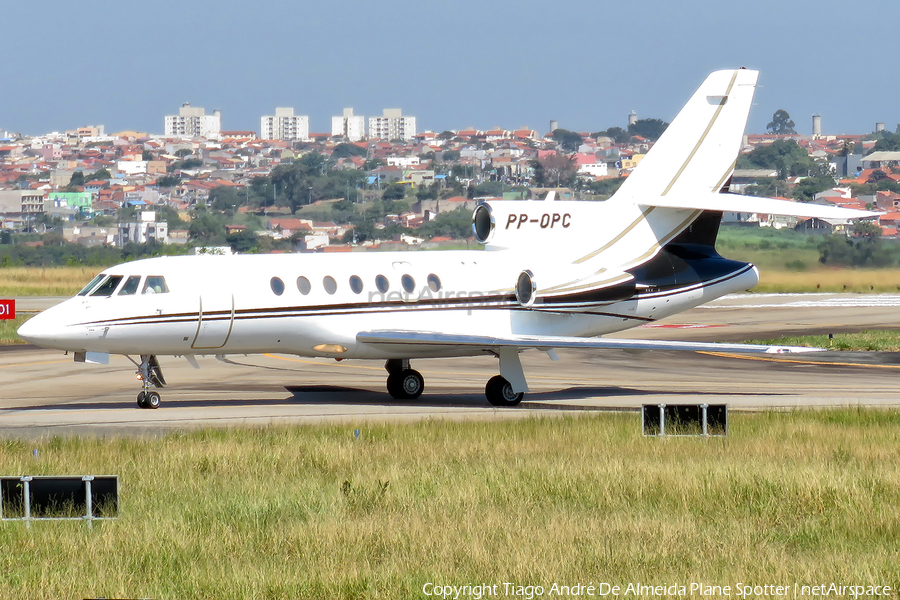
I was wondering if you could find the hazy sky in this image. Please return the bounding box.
[2,0,897,138]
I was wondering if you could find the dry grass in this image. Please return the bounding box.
[0,411,898,599]
[757,268,900,293]
[0,267,101,296]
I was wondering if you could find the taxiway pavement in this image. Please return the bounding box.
[3,293,900,437]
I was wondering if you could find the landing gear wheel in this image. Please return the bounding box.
[137,391,148,408]
[146,391,161,409]
[485,375,524,407]
[386,369,424,400]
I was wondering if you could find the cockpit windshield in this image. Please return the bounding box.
[77,274,106,296]
[142,276,169,294]
[90,275,124,297]
[118,275,142,296]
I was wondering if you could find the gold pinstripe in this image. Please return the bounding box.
[573,206,655,265]
[661,70,739,197]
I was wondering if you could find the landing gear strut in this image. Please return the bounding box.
[385,359,424,400]
[134,355,166,409]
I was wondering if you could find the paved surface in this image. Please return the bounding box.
[3,293,900,438]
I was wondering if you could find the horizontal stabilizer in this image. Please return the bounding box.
[640,193,880,220]
[358,330,824,355]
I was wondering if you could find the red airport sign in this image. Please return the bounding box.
[0,299,15,320]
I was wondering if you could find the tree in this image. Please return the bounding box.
[853,220,883,239]
[179,158,203,170]
[208,186,242,212]
[227,229,259,253]
[599,127,631,145]
[142,150,154,161]
[737,139,815,178]
[382,184,407,200]
[331,143,366,159]
[418,208,474,239]
[175,148,192,157]
[188,211,226,242]
[68,171,85,188]
[766,110,797,135]
[627,118,669,141]
[551,129,583,153]
[530,154,577,188]
[871,132,900,154]
[155,174,181,187]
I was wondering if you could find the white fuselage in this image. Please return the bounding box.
[19,248,758,360]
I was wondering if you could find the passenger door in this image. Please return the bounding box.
[192,293,234,349]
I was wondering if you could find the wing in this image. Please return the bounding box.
[356,330,823,355]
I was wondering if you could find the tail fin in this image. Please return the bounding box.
[612,69,759,201]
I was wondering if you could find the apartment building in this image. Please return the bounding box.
[164,103,221,138]
[261,107,310,141]
[117,211,168,246]
[331,108,366,141]
[368,109,416,141]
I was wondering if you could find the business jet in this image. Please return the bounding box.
[18,69,876,408]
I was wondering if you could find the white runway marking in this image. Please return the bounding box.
[702,294,900,309]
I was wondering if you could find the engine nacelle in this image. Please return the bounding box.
[512,267,635,310]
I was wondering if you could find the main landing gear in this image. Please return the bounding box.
[133,354,166,409]
[384,359,425,400]
[485,375,524,407]
[383,352,527,407]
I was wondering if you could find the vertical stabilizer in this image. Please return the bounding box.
[612,69,759,201]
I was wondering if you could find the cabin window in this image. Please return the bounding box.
[90,275,124,297]
[118,275,142,296]
[297,276,311,295]
[349,275,363,294]
[427,273,441,293]
[401,274,415,294]
[270,277,285,296]
[375,274,389,293]
[77,274,106,296]
[323,276,337,295]
[142,276,169,295]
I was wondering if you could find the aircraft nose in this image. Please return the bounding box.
[17,313,53,346]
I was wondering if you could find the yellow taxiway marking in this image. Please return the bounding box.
[700,351,900,370]
[0,359,70,369]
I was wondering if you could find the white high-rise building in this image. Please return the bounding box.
[261,107,309,141]
[331,108,366,142]
[368,108,416,141]
[164,103,221,138]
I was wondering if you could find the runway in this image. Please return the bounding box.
[3,293,900,437]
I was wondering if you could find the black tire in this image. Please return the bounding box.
[485,375,524,407]
[137,391,148,409]
[386,369,424,400]
[146,391,161,409]
[386,373,404,399]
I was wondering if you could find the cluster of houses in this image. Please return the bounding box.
[1,120,899,250]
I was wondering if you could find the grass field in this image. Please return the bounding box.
[0,266,100,296]
[0,411,898,599]
[748,330,900,351]
[0,314,29,345]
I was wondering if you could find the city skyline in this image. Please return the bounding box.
[2,0,898,137]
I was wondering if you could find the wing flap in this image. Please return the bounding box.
[357,330,823,355]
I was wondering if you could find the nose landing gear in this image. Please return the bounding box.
[133,355,166,409]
